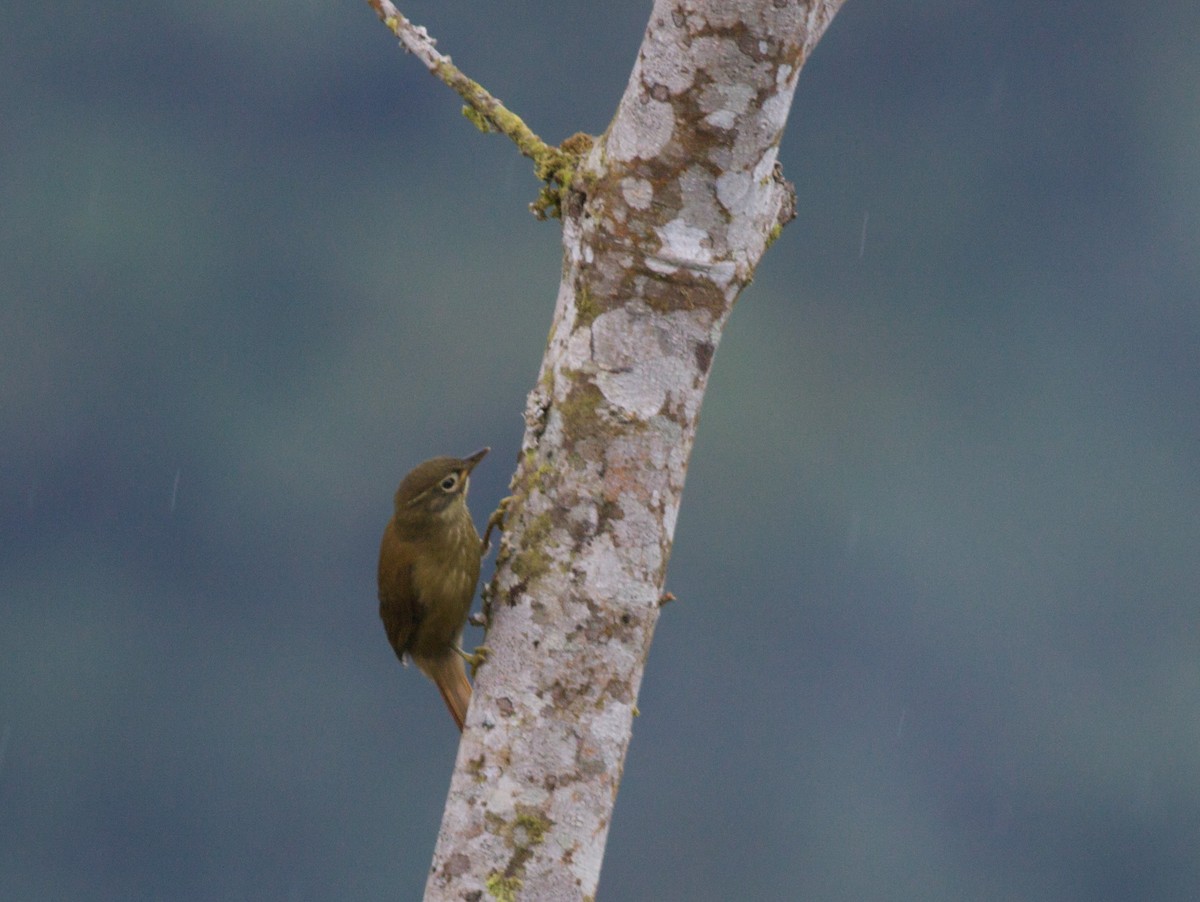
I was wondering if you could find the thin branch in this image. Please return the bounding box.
[366,0,574,217]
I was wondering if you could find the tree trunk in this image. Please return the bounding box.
[426,2,846,898]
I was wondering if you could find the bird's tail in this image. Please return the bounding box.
[427,654,472,732]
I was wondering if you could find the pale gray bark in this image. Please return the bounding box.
[426,2,846,898]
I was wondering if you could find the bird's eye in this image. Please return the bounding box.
[440,474,459,492]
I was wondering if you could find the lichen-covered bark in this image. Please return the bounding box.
[426,2,845,899]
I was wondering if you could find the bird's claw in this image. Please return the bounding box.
[456,644,490,679]
[481,496,513,554]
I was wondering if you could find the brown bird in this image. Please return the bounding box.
[378,448,489,731]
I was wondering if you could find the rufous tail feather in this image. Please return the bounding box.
[429,655,472,732]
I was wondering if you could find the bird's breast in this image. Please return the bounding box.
[407,512,481,656]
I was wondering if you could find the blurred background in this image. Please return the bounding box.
[2,1,1198,899]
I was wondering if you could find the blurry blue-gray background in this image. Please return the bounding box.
[2,1,1198,899]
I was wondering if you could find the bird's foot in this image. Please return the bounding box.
[481,496,513,554]
[455,644,490,679]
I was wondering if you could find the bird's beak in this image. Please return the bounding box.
[463,447,490,473]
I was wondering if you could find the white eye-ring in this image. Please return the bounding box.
[440,474,459,492]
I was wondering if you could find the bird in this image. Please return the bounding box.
[377,448,489,731]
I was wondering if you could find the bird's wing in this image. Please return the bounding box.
[378,525,421,660]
